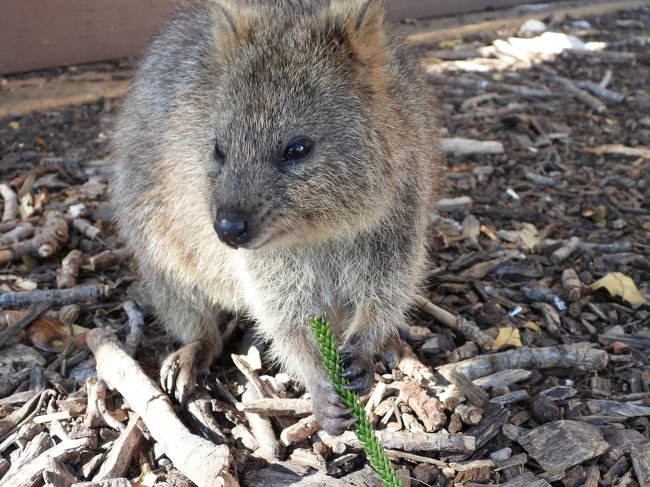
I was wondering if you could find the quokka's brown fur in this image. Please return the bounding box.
[111,0,443,434]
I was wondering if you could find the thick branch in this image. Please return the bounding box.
[86,327,238,487]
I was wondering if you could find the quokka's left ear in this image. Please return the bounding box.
[352,0,385,34]
[329,0,387,66]
[207,0,256,60]
[331,0,385,39]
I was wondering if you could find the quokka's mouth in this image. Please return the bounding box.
[234,226,293,251]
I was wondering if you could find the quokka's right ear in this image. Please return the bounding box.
[207,0,255,58]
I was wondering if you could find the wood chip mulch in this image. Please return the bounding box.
[0,6,649,487]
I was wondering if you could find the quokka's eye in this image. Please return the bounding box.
[281,136,313,164]
[214,142,226,164]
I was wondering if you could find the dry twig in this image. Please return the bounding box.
[438,345,608,381]
[0,184,18,223]
[86,327,238,487]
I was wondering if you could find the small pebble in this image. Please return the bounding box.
[506,188,520,200]
[519,19,547,34]
[509,306,523,317]
[571,20,592,29]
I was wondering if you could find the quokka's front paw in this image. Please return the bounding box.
[310,381,356,436]
[160,340,213,404]
[339,346,375,395]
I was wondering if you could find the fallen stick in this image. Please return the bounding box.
[578,241,632,253]
[84,377,124,431]
[93,413,143,481]
[0,214,69,264]
[279,415,320,447]
[459,407,510,460]
[396,381,446,432]
[441,137,504,155]
[599,69,613,89]
[0,222,33,246]
[0,284,109,308]
[86,327,238,487]
[397,342,437,387]
[231,352,277,400]
[455,403,484,426]
[438,345,608,381]
[232,350,281,458]
[56,249,84,289]
[122,300,144,356]
[561,268,582,302]
[531,303,562,338]
[551,236,581,264]
[237,398,312,416]
[0,184,18,223]
[574,80,625,103]
[185,392,229,445]
[241,387,280,460]
[0,437,94,487]
[445,370,490,411]
[554,76,607,113]
[384,449,448,468]
[84,248,129,272]
[43,457,77,486]
[0,389,52,441]
[0,221,18,233]
[415,296,494,351]
[340,430,475,453]
[72,218,101,239]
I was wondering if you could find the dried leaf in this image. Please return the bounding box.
[5,310,88,352]
[589,272,647,306]
[19,193,34,220]
[495,327,522,350]
[480,225,500,241]
[517,223,540,251]
[523,321,541,332]
[583,206,607,225]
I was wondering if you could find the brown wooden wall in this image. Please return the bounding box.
[0,0,533,75]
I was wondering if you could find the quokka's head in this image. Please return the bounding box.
[198,0,403,249]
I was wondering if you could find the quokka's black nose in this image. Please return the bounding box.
[215,209,251,248]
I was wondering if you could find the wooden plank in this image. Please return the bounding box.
[0,0,180,75]
[0,0,537,75]
[2,0,648,75]
[385,0,533,20]
[0,76,130,119]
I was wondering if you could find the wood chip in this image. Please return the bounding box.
[517,420,609,472]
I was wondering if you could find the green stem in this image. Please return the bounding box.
[309,316,404,487]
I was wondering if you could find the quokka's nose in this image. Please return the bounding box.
[215,209,251,248]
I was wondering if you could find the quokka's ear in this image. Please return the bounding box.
[330,0,387,65]
[330,0,385,39]
[207,0,255,58]
[352,0,385,35]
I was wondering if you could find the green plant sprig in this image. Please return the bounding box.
[309,316,404,487]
